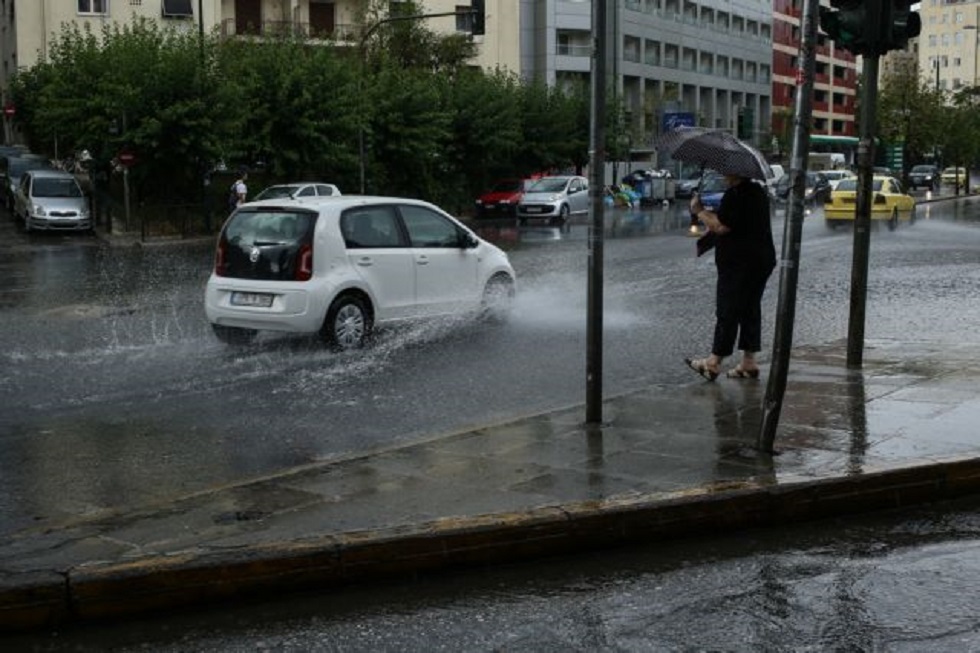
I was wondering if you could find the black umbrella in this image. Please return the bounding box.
[655,126,773,181]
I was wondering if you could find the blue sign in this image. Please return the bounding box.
[662,111,695,132]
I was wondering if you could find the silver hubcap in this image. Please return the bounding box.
[334,303,365,348]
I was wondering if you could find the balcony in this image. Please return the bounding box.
[557,44,592,57]
[221,18,361,44]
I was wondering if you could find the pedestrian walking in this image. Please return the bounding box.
[683,174,776,381]
[229,170,248,210]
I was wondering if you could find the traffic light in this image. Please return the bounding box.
[879,0,921,54]
[819,0,875,56]
[471,0,485,36]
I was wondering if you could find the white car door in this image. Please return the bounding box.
[398,203,480,313]
[341,206,417,320]
[569,177,590,216]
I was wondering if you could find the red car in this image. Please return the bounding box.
[474,178,533,219]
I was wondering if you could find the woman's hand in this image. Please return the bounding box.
[689,193,703,215]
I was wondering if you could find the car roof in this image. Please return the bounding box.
[24,169,76,179]
[238,195,438,212]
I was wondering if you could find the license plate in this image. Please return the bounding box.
[230,292,273,308]
[525,206,543,213]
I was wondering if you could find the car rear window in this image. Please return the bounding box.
[220,209,316,280]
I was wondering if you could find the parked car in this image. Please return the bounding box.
[474,178,532,219]
[1,153,53,212]
[941,167,967,187]
[821,169,856,190]
[13,169,91,232]
[693,173,728,212]
[516,175,590,228]
[674,170,705,199]
[251,182,341,202]
[205,195,517,349]
[824,176,915,231]
[908,164,940,191]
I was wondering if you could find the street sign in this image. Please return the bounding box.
[117,151,136,166]
[2,104,14,117]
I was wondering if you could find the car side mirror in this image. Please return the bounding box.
[460,231,479,249]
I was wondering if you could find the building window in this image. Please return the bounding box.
[455,5,472,32]
[78,0,108,14]
[162,0,193,18]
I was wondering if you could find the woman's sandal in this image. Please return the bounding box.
[726,366,760,379]
[684,357,720,382]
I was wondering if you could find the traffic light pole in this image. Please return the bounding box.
[758,0,819,453]
[585,0,607,424]
[846,54,880,369]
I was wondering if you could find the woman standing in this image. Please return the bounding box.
[684,175,776,381]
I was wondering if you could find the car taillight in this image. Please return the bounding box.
[214,240,227,276]
[295,243,313,281]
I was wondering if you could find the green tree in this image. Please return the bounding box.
[876,57,946,176]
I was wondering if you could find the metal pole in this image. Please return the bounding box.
[846,53,881,369]
[585,0,607,424]
[758,0,819,453]
[198,0,205,62]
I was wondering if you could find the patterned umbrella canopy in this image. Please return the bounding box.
[655,127,774,181]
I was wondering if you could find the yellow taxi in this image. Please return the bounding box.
[941,167,967,187]
[823,176,916,231]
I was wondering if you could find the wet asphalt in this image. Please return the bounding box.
[3,337,980,632]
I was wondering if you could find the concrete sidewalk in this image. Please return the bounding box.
[3,338,980,632]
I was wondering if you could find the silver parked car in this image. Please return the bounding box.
[14,169,91,232]
[251,182,342,202]
[516,175,590,228]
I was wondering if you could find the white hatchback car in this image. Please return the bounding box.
[205,196,517,348]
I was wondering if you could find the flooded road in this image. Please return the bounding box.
[0,198,978,537]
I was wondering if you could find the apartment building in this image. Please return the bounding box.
[516,0,773,155]
[919,0,980,93]
[772,0,858,151]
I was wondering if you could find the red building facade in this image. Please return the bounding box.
[772,0,858,153]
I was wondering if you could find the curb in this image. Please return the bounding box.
[4,455,980,632]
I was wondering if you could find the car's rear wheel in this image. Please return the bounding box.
[480,274,515,322]
[321,293,372,351]
[212,324,257,345]
[825,219,841,230]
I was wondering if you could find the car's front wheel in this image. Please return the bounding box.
[551,204,570,229]
[480,273,516,322]
[212,324,257,345]
[321,293,372,351]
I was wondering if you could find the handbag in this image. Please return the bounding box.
[696,231,716,257]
